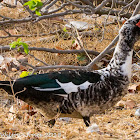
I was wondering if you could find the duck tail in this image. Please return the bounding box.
[0,81,13,95]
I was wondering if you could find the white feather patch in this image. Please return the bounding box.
[121,50,133,81]
[33,86,62,91]
[32,80,92,94]
[79,81,91,89]
[56,79,92,94]
[56,79,78,94]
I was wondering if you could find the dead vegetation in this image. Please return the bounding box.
[0,1,140,140]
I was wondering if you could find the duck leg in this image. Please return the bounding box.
[83,116,90,127]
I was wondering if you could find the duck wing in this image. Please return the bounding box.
[14,70,101,95]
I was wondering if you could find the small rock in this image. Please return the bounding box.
[65,21,94,31]
[59,117,71,122]
[12,68,17,72]
[86,123,99,133]
[125,100,136,109]
[135,108,140,116]
[0,55,4,65]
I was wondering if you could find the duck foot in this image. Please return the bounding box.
[47,119,56,128]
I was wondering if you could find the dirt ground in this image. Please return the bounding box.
[0,5,140,140]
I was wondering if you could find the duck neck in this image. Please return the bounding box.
[106,25,137,81]
[107,44,133,80]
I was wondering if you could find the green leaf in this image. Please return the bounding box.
[77,54,86,61]
[20,71,36,78]
[9,38,29,54]
[10,41,18,48]
[22,43,29,54]
[20,71,30,78]
[35,9,41,16]
[31,1,37,8]
[23,0,43,11]
[37,1,43,7]
[72,40,75,44]
[23,1,32,6]
[17,38,21,42]
[29,6,36,11]
[63,27,68,32]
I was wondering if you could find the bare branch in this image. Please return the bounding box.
[19,0,34,16]
[44,2,69,14]
[35,10,84,23]
[119,0,138,15]
[132,0,140,16]
[0,0,134,26]
[28,53,49,66]
[44,0,58,11]
[1,2,16,8]
[0,0,140,72]
[86,35,119,70]
[0,14,13,20]
[66,0,94,11]
[95,0,110,11]
[100,0,115,42]
[34,65,87,71]
[86,1,140,70]
[0,33,53,38]
[97,8,132,18]
[0,17,33,25]
[80,0,94,6]
[0,46,100,56]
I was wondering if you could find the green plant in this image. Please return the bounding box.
[63,27,68,32]
[72,40,75,44]
[77,54,86,61]
[20,71,30,78]
[23,0,43,16]
[10,38,29,54]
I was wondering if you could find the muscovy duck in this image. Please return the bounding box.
[0,14,140,127]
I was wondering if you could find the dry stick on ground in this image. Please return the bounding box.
[74,27,93,61]
[0,29,100,39]
[28,53,49,66]
[68,21,93,61]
